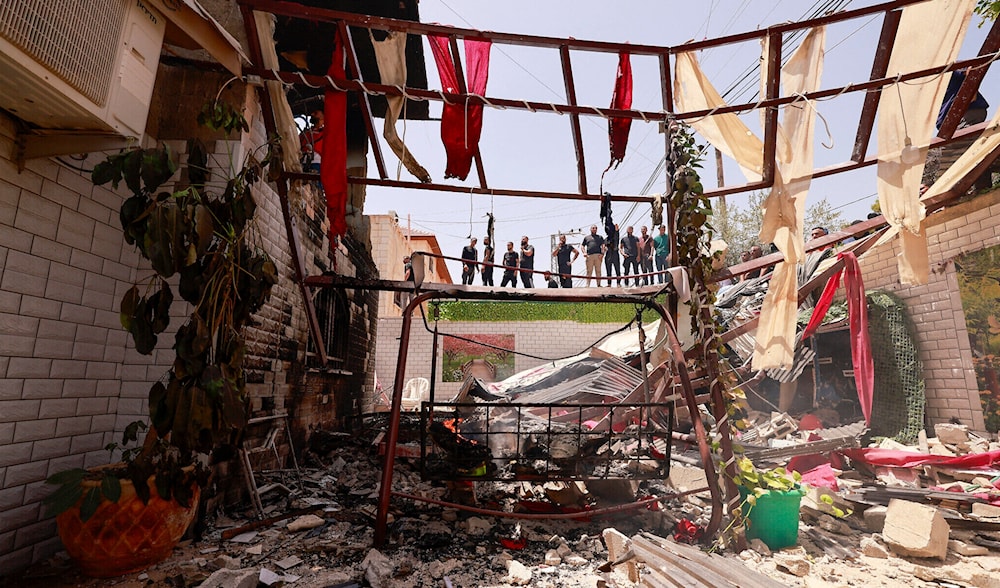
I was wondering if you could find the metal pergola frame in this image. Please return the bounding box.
[232,0,1000,547]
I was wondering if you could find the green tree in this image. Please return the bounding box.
[712,192,844,266]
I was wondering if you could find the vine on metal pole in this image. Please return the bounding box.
[667,123,748,548]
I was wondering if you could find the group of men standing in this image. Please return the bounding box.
[459,224,671,288]
[461,236,537,288]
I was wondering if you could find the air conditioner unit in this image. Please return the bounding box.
[0,0,166,139]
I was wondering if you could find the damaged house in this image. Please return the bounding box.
[2,0,1000,586]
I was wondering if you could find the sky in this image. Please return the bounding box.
[360,0,999,282]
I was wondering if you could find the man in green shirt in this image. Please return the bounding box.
[653,225,670,284]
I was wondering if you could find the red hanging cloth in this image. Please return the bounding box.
[800,251,874,425]
[321,28,348,240]
[427,35,492,180]
[607,52,633,169]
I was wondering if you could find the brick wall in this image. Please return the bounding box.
[857,188,1000,432]
[370,317,634,411]
[0,111,145,570]
[0,66,379,573]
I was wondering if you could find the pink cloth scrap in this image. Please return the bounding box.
[428,35,492,180]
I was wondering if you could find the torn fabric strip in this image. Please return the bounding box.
[322,27,348,239]
[752,26,826,370]
[673,51,764,183]
[371,31,432,183]
[608,52,633,169]
[875,0,974,285]
[428,35,492,181]
[800,252,874,425]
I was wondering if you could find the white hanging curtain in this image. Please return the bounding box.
[876,0,975,285]
[673,51,764,183]
[371,31,432,183]
[753,27,826,370]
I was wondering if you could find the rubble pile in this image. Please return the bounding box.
[12,416,1000,588]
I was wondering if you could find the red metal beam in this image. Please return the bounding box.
[761,32,781,186]
[241,0,930,57]
[560,46,588,194]
[340,22,388,179]
[281,120,988,204]
[936,17,1000,139]
[852,9,901,162]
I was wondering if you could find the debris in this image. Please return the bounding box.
[227,531,258,544]
[949,539,989,556]
[749,538,772,556]
[287,514,325,532]
[505,560,532,585]
[862,505,887,533]
[274,555,303,570]
[198,568,258,588]
[859,537,889,559]
[544,550,561,566]
[774,553,812,577]
[361,549,394,588]
[464,516,493,536]
[934,423,970,445]
[883,499,950,560]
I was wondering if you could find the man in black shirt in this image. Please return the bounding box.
[460,237,478,285]
[620,226,640,286]
[481,236,495,286]
[519,236,535,288]
[551,234,579,288]
[604,223,621,286]
[581,224,606,287]
[500,241,519,287]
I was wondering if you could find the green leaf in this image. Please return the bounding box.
[101,475,121,503]
[42,482,83,517]
[46,468,88,485]
[79,486,103,522]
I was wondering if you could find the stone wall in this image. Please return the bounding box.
[857,188,1000,432]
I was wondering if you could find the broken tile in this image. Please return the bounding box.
[228,531,258,544]
[274,555,303,570]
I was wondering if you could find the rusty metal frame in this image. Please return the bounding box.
[374,286,728,547]
[240,0,997,203]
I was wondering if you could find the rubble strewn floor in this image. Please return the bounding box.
[8,419,1000,588]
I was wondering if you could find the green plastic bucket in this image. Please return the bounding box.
[738,486,804,550]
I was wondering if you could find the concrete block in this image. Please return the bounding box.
[934,422,969,445]
[883,499,950,560]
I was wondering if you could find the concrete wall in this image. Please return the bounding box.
[857,188,1000,432]
[371,317,631,410]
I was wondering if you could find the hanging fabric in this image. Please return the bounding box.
[321,27,349,240]
[600,191,615,238]
[427,35,492,181]
[371,31,432,183]
[875,0,974,285]
[608,52,633,170]
[674,51,764,183]
[799,252,874,425]
[651,193,663,226]
[752,27,826,370]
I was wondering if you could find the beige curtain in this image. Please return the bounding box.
[752,27,826,370]
[674,51,764,183]
[876,0,975,285]
[371,31,432,183]
[253,11,303,173]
